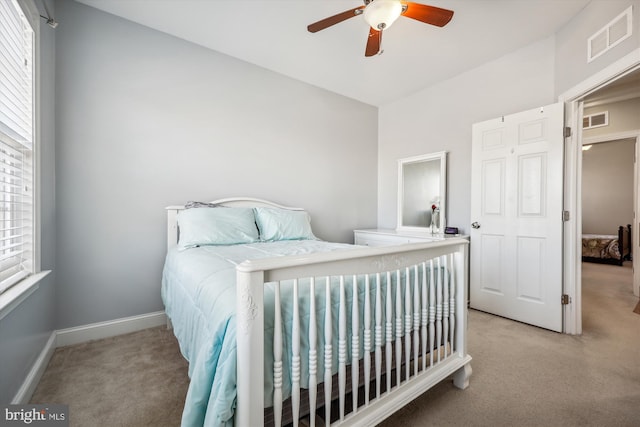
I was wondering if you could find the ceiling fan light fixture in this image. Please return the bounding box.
[363,0,403,30]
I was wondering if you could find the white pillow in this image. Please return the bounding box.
[177,207,259,248]
[254,207,317,241]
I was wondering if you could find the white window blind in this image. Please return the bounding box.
[0,0,35,294]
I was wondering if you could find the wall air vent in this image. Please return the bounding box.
[582,111,608,130]
[587,6,633,63]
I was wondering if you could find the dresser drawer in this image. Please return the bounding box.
[354,231,439,247]
[355,234,406,247]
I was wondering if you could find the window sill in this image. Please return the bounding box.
[0,271,51,321]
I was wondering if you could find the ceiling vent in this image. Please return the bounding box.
[587,6,633,62]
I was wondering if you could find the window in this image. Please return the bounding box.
[0,0,36,294]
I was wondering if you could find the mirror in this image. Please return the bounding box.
[397,151,447,232]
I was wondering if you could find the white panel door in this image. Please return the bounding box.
[470,103,564,332]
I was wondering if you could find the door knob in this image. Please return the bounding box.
[471,222,480,229]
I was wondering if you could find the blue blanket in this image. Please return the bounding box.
[162,240,364,426]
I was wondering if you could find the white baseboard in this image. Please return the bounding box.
[11,311,168,404]
[12,331,57,404]
[55,311,167,347]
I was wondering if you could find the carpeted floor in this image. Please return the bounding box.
[31,262,640,426]
[30,326,189,426]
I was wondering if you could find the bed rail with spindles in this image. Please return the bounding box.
[236,239,471,427]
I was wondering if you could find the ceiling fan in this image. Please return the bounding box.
[307,0,454,57]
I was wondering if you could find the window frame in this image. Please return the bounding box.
[0,0,48,320]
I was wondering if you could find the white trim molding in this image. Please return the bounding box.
[56,311,167,347]
[11,331,56,404]
[559,49,640,102]
[581,130,640,300]
[583,129,640,144]
[559,47,640,335]
[12,311,169,404]
[0,270,51,321]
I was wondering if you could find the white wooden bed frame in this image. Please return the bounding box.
[166,197,472,427]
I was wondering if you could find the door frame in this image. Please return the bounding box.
[582,132,639,292]
[559,48,640,334]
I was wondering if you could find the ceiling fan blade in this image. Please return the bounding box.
[307,6,365,33]
[402,2,454,27]
[365,27,381,57]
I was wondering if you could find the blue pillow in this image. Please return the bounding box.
[177,207,259,248]
[254,207,317,241]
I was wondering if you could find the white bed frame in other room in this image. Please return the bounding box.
[166,197,472,427]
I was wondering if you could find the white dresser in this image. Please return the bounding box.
[354,228,468,247]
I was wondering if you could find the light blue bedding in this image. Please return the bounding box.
[162,240,366,427]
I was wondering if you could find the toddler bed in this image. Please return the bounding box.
[162,197,471,426]
[582,224,632,266]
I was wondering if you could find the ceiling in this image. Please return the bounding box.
[585,68,640,106]
[75,0,591,106]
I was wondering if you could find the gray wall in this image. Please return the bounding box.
[0,0,57,404]
[582,139,635,234]
[4,0,639,403]
[54,0,378,329]
[584,97,640,138]
[378,37,557,232]
[555,0,640,96]
[582,95,639,235]
[378,0,640,236]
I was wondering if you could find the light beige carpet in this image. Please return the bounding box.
[31,262,640,426]
[379,262,640,427]
[30,326,188,426]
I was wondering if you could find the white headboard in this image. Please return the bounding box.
[166,197,304,250]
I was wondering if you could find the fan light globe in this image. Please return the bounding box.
[363,0,403,30]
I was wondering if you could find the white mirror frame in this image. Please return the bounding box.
[396,151,447,232]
